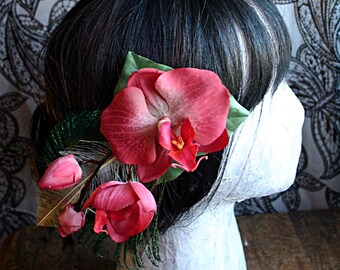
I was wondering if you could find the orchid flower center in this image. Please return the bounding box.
[171,136,184,150]
[157,118,170,129]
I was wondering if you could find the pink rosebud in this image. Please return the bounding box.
[57,205,85,237]
[83,181,157,243]
[38,154,82,190]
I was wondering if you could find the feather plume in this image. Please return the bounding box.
[37,140,115,227]
[36,110,102,175]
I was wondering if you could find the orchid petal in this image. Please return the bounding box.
[82,181,127,210]
[106,221,130,243]
[113,202,153,237]
[130,182,157,212]
[155,68,230,145]
[171,156,208,172]
[93,210,109,234]
[91,182,139,211]
[169,141,200,172]
[137,144,172,183]
[167,119,204,172]
[157,117,172,150]
[101,87,158,165]
[57,205,85,237]
[131,202,155,235]
[127,68,168,117]
[198,129,229,153]
[112,204,140,236]
[180,119,195,144]
[114,52,172,94]
[108,207,133,221]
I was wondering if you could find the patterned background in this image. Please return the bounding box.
[0,0,339,242]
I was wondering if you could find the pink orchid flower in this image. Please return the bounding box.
[38,154,82,190]
[101,68,230,182]
[57,205,85,237]
[82,181,157,243]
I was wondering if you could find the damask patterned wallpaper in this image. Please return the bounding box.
[0,0,339,242]
[0,0,78,243]
[235,0,340,214]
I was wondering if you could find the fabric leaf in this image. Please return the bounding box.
[157,167,184,184]
[114,51,173,95]
[227,95,250,135]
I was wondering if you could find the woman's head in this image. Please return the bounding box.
[32,0,291,232]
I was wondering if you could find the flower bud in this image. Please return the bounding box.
[58,205,85,237]
[38,154,82,190]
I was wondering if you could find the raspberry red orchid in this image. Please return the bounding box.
[101,68,230,182]
[82,181,157,243]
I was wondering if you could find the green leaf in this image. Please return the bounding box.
[114,51,173,94]
[227,95,250,136]
[157,166,184,184]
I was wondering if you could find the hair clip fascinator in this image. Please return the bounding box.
[35,52,249,267]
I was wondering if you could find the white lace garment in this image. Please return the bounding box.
[142,81,305,270]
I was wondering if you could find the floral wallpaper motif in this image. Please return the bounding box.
[0,0,339,240]
[236,0,340,214]
[0,0,77,242]
[0,91,35,237]
[0,0,78,97]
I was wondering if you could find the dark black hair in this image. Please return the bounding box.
[31,0,291,232]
